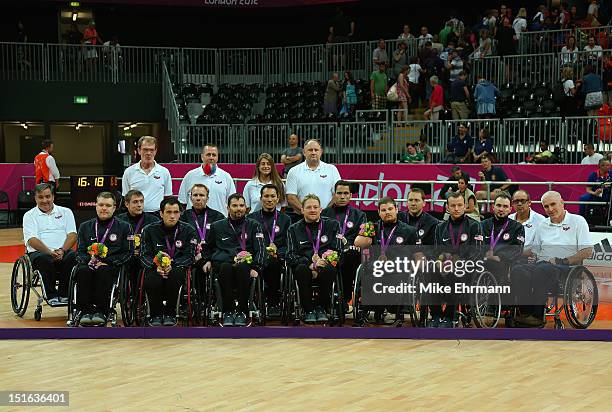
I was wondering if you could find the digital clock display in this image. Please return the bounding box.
[70,176,119,209]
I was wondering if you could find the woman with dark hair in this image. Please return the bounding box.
[342,70,357,115]
[243,153,285,213]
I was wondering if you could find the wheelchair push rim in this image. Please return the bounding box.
[11,256,31,317]
[563,266,598,329]
[471,270,502,329]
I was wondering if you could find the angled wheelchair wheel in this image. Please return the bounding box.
[66,266,79,327]
[329,276,345,326]
[352,265,366,327]
[11,256,31,317]
[471,271,502,329]
[120,270,137,327]
[564,266,598,329]
[408,272,423,327]
[135,270,149,326]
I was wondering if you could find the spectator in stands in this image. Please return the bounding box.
[370,62,388,110]
[473,128,494,162]
[418,134,433,163]
[329,7,355,43]
[444,122,473,163]
[324,72,342,115]
[401,143,424,163]
[496,17,517,69]
[102,35,121,73]
[243,153,285,213]
[408,57,424,111]
[280,134,302,178]
[372,39,388,70]
[604,57,612,106]
[560,35,579,67]
[474,74,501,118]
[558,2,571,29]
[440,165,471,199]
[476,154,516,211]
[587,0,599,21]
[446,49,463,82]
[512,8,527,45]
[392,41,408,80]
[398,24,414,45]
[580,65,604,116]
[424,75,444,120]
[477,29,493,58]
[450,70,470,119]
[396,65,410,121]
[579,158,612,217]
[66,22,82,45]
[439,22,453,47]
[341,70,357,115]
[443,176,480,221]
[584,36,603,63]
[178,144,236,216]
[34,139,60,191]
[417,26,433,49]
[561,66,578,117]
[531,4,547,30]
[422,46,443,101]
[82,20,102,68]
[447,12,465,37]
[530,140,555,163]
[581,143,604,165]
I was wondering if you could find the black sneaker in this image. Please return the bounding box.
[148,316,163,327]
[222,312,235,327]
[315,307,328,323]
[163,315,177,326]
[234,312,247,327]
[267,304,281,317]
[438,318,454,328]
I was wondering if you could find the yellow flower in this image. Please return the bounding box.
[134,235,141,247]
[162,256,171,266]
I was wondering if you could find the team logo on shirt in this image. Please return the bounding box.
[215,180,223,184]
[396,236,404,244]
[256,232,264,238]
[175,240,183,248]
[418,229,425,236]
[562,225,570,231]
[526,224,533,228]
[154,175,161,179]
[474,235,483,241]
[275,225,280,233]
[347,221,354,229]
[503,233,510,240]
[321,235,328,243]
[320,175,327,179]
[55,215,63,219]
[109,234,117,242]
[460,233,468,242]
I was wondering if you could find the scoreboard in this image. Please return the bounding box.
[70,176,119,209]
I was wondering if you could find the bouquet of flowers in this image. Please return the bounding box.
[321,250,339,267]
[154,251,172,270]
[358,222,376,237]
[234,250,253,264]
[266,243,278,258]
[133,234,141,248]
[87,242,108,269]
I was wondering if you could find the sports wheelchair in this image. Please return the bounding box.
[281,265,345,326]
[352,263,421,327]
[66,265,124,327]
[134,267,200,327]
[464,265,598,329]
[11,253,71,321]
[203,267,265,327]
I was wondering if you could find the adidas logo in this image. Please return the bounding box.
[591,238,612,261]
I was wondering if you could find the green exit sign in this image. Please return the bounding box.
[70,1,80,7]
[73,96,88,104]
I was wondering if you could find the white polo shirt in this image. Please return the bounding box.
[509,209,546,247]
[285,160,341,208]
[178,165,236,216]
[122,161,173,212]
[530,211,592,262]
[23,205,77,253]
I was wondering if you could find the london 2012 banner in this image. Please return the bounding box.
[51,0,358,7]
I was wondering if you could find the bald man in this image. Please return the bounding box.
[280,134,302,177]
[510,191,593,327]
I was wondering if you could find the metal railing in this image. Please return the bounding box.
[162,63,182,150]
[171,116,612,165]
[1,35,610,85]
[518,29,573,55]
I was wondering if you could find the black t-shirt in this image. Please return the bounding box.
[450,79,467,102]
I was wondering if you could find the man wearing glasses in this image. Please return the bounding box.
[509,190,546,249]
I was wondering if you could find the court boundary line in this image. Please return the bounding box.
[0,327,611,341]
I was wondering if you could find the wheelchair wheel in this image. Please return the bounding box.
[352,265,366,327]
[120,270,137,327]
[408,272,423,327]
[177,269,196,327]
[471,271,502,329]
[135,270,149,326]
[11,256,31,317]
[329,275,345,326]
[563,266,598,329]
[280,270,290,326]
[66,267,79,327]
